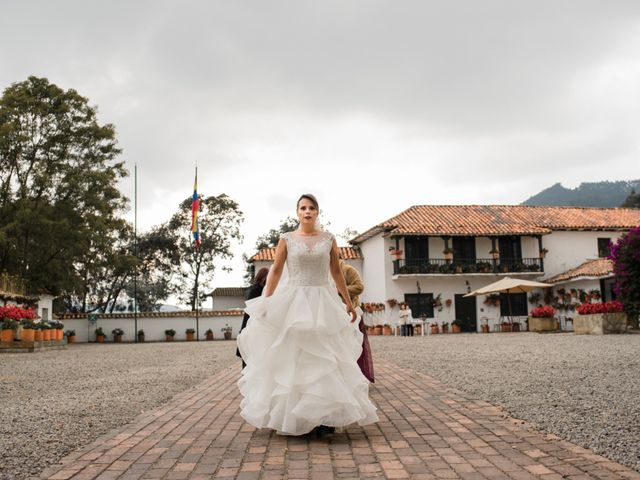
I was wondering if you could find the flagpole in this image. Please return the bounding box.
[195,165,199,341]
[134,163,138,342]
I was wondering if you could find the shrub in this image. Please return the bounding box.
[95,327,105,337]
[165,329,176,336]
[530,305,555,318]
[609,226,640,317]
[112,328,124,336]
[576,301,624,315]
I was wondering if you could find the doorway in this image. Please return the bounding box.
[454,294,477,332]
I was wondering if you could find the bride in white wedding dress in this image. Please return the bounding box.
[236,194,378,437]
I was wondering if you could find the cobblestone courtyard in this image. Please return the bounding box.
[1,334,638,479]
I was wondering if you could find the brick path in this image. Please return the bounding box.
[41,360,640,480]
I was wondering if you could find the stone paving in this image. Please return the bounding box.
[40,360,640,480]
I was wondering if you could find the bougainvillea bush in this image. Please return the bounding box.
[609,225,640,317]
[576,301,624,315]
[530,305,555,318]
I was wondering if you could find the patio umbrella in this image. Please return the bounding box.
[464,277,552,322]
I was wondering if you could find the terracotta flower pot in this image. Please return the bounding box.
[415,325,422,335]
[0,329,14,343]
[114,334,122,343]
[165,335,174,342]
[481,324,490,333]
[34,330,43,341]
[373,326,382,336]
[501,324,512,332]
[57,329,64,340]
[224,331,232,340]
[22,328,35,342]
[452,324,461,334]
[430,325,439,335]
[186,333,195,341]
[96,335,105,343]
[67,335,76,344]
[442,326,449,334]
[42,329,51,341]
[206,333,214,341]
[382,326,392,336]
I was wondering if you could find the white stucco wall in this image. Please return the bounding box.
[360,234,386,303]
[212,296,245,310]
[60,313,244,343]
[541,231,623,279]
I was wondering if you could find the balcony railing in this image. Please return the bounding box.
[393,257,543,275]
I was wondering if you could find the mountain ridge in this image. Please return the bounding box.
[522,180,640,207]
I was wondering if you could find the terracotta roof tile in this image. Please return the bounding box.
[352,205,640,242]
[249,246,362,262]
[546,258,614,284]
[212,287,246,297]
[56,310,244,319]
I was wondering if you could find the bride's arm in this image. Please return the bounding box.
[263,238,287,297]
[329,239,357,322]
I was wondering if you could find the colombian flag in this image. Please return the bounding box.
[191,169,201,247]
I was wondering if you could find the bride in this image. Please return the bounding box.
[236,194,378,437]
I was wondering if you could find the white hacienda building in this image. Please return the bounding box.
[249,206,639,333]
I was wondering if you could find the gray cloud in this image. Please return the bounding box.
[2,0,640,290]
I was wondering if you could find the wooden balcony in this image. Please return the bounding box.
[393,257,543,276]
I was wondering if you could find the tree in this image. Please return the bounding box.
[127,225,181,312]
[609,226,640,328]
[166,194,243,310]
[0,76,129,299]
[620,189,640,208]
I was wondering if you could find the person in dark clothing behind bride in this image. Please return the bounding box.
[236,267,269,368]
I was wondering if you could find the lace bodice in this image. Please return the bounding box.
[282,231,334,286]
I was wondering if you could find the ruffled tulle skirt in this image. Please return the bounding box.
[236,283,378,435]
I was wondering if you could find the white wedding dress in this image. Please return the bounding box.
[236,231,378,435]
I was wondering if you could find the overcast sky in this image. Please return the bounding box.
[2,1,640,296]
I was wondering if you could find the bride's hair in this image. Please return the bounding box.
[297,193,319,211]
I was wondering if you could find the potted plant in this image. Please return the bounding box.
[386,298,398,309]
[483,293,501,307]
[34,322,43,341]
[528,292,542,305]
[575,301,626,334]
[95,327,106,343]
[500,322,512,332]
[445,298,452,308]
[165,329,176,341]
[441,321,449,334]
[137,329,145,343]
[186,328,196,341]
[21,318,36,343]
[65,330,77,343]
[55,321,65,340]
[489,248,500,260]
[42,322,52,341]
[539,247,548,259]
[205,328,214,341]
[430,323,439,334]
[372,324,382,335]
[528,305,557,332]
[382,323,392,335]
[443,247,454,262]
[451,319,463,333]
[1,318,17,343]
[388,247,403,259]
[112,328,124,343]
[221,324,232,340]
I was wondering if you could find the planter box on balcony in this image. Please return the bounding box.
[528,317,557,332]
[574,313,627,335]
